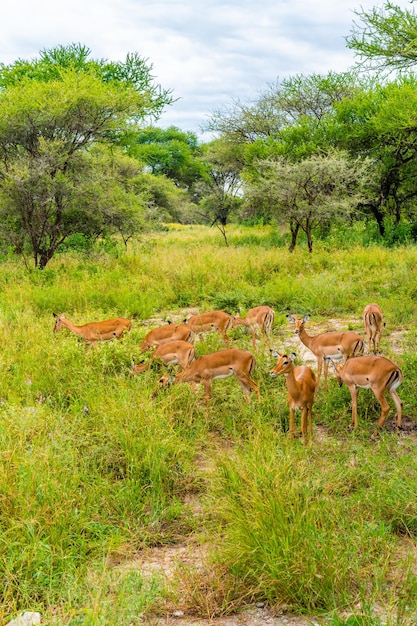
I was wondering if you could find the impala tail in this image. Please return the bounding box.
[386,368,402,391]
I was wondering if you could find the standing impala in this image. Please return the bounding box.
[184,311,235,345]
[331,355,403,437]
[233,305,275,349]
[139,323,193,352]
[53,313,131,348]
[270,351,316,443]
[158,348,259,402]
[131,340,195,375]
[363,303,384,354]
[287,314,364,388]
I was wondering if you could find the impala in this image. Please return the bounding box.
[53,313,131,348]
[184,310,235,345]
[363,303,384,354]
[331,355,403,436]
[270,351,317,443]
[139,323,193,352]
[131,340,196,375]
[158,348,259,402]
[287,314,364,388]
[233,305,275,349]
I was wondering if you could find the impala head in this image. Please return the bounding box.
[157,373,176,388]
[53,312,65,333]
[152,373,176,398]
[270,350,296,377]
[287,314,310,334]
[130,359,148,376]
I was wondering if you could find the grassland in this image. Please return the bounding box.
[1,224,417,625]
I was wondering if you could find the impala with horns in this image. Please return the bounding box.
[270,351,317,444]
[139,323,193,353]
[330,355,403,437]
[184,310,235,345]
[287,314,364,388]
[131,340,195,375]
[158,348,259,402]
[363,303,384,354]
[53,313,131,348]
[233,305,275,349]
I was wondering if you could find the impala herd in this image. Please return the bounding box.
[53,301,404,442]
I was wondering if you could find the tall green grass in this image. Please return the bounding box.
[0,224,416,624]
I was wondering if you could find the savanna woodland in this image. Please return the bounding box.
[2,3,417,625]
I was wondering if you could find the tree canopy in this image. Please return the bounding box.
[0,45,174,268]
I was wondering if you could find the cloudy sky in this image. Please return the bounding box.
[2,0,414,138]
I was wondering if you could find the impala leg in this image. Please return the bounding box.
[202,380,212,402]
[375,331,381,354]
[323,357,331,389]
[348,385,359,430]
[308,405,313,441]
[289,407,295,440]
[366,332,372,355]
[389,389,403,433]
[316,357,323,388]
[371,388,390,437]
[301,407,307,445]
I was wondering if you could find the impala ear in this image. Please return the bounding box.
[290,353,296,362]
[287,315,295,323]
[270,349,280,358]
[53,312,58,318]
[303,314,310,322]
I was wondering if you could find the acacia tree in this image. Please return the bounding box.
[347,2,417,73]
[193,139,243,246]
[0,45,174,268]
[326,75,417,236]
[244,151,372,252]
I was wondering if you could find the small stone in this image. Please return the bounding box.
[172,610,184,617]
[6,612,42,626]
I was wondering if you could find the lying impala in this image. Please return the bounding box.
[363,303,384,354]
[233,305,275,349]
[184,311,235,345]
[131,340,195,375]
[139,323,193,352]
[288,314,364,388]
[270,351,317,443]
[330,355,403,437]
[53,313,131,348]
[157,348,260,402]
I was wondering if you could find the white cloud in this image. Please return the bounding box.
[1,0,415,137]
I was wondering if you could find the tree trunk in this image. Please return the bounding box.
[288,220,300,252]
[216,223,229,246]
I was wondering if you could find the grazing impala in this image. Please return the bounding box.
[131,340,196,375]
[363,303,384,354]
[184,310,235,345]
[233,306,275,349]
[139,323,193,352]
[331,355,403,437]
[53,313,131,348]
[287,314,364,388]
[270,351,317,443]
[158,348,259,402]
